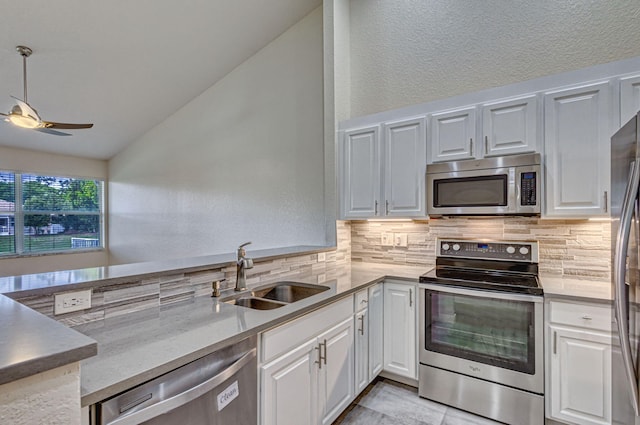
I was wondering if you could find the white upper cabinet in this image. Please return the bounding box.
[543,81,612,217]
[481,95,538,157]
[341,126,381,219]
[429,107,477,162]
[340,118,426,219]
[383,117,427,217]
[620,74,640,125]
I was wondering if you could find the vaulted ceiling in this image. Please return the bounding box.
[0,0,322,160]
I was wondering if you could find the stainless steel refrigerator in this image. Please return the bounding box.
[612,111,640,425]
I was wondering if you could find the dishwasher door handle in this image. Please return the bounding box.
[106,347,257,425]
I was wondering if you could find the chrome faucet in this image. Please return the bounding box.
[235,242,254,291]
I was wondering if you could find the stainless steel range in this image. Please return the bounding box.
[418,238,544,425]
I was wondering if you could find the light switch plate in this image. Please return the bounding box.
[394,233,408,247]
[381,233,393,246]
[54,289,92,315]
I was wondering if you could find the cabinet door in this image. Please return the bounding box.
[482,95,538,157]
[544,82,611,217]
[429,107,477,162]
[318,317,355,425]
[368,283,384,381]
[341,126,381,219]
[383,117,427,217]
[354,309,369,394]
[548,326,612,425]
[620,75,640,125]
[383,282,417,379]
[261,338,318,425]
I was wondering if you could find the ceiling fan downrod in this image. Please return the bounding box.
[16,45,32,104]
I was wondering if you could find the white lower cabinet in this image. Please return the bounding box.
[354,283,384,394]
[383,280,417,380]
[259,296,354,425]
[547,300,613,425]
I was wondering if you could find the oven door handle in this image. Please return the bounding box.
[419,283,543,303]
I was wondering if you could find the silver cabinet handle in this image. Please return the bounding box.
[484,135,489,154]
[553,331,557,355]
[385,200,389,215]
[409,288,413,307]
[358,315,365,335]
[469,138,473,157]
[106,348,256,425]
[604,191,608,213]
[315,340,326,369]
[322,339,327,365]
[374,200,378,216]
[582,315,593,320]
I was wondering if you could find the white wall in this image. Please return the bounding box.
[349,0,640,117]
[0,363,81,425]
[108,8,326,264]
[0,146,108,277]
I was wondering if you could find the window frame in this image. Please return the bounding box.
[0,171,105,258]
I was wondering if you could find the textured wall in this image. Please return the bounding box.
[349,0,640,117]
[0,363,81,425]
[108,8,326,265]
[350,219,610,281]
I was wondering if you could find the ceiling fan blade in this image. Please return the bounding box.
[10,96,39,117]
[34,128,71,136]
[42,121,93,130]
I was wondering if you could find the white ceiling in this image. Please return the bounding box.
[0,0,322,160]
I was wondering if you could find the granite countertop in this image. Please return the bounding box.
[74,262,427,406]
[540,275,612,303]
[0,295,97,385]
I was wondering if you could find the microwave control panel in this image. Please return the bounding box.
[520,172,537,206]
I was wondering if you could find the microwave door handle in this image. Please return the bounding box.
[614,159,640,416]
[509,168,517,213]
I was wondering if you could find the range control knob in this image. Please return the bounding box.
[452,244,461,251]
[519,246,530,255]
[442,243,450,251]
[506,246,516,254]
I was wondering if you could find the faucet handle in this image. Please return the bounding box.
[239,241,252,249]
[244,258,254,269]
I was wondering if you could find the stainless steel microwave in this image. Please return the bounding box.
[426,153,541,216]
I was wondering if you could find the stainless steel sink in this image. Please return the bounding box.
[222,281,330,310]
[252,282,329,303]
[224,296,286,310]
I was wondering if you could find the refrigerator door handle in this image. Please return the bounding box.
[614,159,640,416]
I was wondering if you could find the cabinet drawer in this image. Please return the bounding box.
[549,300,612,331]
[261,295,353,363]
[354,289,368,311]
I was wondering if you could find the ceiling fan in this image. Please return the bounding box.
[0,45,93,136]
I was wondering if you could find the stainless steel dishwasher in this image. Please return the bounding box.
[96,335,257,425]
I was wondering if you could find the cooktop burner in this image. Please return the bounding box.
[419,238,543,296]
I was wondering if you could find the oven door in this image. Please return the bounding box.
[419,283,543,394]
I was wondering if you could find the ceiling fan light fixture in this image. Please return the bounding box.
[8,113,40,129]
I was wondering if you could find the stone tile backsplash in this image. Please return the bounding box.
[12,218,609,326]
[349,218,611,280]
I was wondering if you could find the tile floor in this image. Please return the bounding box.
[333,379,501,425]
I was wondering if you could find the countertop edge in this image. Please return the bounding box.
[0,295,98,386]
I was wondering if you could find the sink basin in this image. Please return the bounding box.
[253,282,330,303]
[224,297,286,310]
[221,282,330,310]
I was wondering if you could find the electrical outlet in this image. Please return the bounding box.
[317,252,326,262]
[381,233,393,246]
[54,289,92,315]
[394,233,408,247]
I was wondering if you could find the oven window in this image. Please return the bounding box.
[425,290,535,374]
[433,175,507,207]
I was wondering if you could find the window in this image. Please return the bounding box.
[0,171,103,256]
